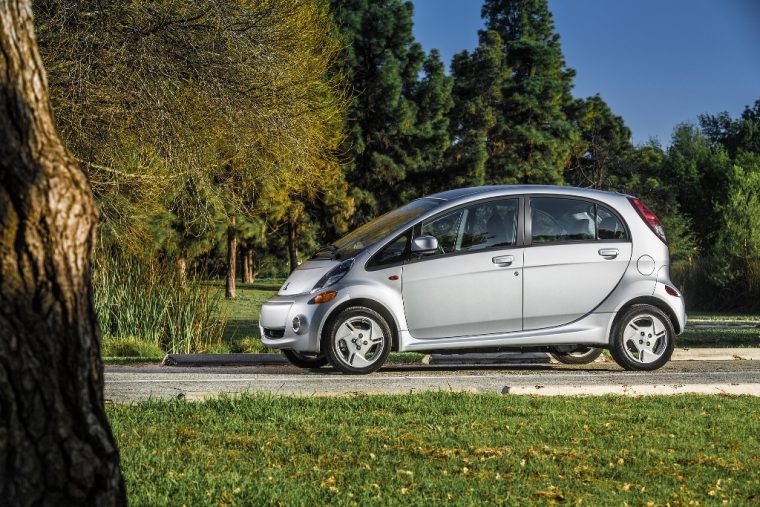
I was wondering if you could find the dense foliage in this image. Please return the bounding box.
[35,0,760,311]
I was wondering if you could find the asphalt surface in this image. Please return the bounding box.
[104,360,760,402]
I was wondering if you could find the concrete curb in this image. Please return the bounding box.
[426,352,552,365]
[162,353,287,367]
[671,348,760,361]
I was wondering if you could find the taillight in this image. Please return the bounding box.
[664,285,680,297]
[629,197,667,244]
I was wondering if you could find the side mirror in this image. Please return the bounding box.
[411,235,438,255]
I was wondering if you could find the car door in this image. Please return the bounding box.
[402,198,524,339]
[523,196,632,330]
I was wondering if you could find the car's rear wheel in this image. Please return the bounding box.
[282,350,329,369]
[550,347,603,365]
[610,304,674,371]
[324,306,391,374]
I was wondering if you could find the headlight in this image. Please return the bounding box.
[311,258,354,292]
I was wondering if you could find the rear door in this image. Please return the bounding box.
[523,196,632,330]
[402,198,524,339]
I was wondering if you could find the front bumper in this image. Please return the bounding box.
[259,291,343,353]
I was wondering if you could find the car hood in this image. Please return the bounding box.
[278,259,341,296]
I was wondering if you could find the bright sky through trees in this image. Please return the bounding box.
[412,0,760,146]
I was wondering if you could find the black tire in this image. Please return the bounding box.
[609,304,675,371]
[282,349,329,369]
[323,306,392,374]
[550,347,603,365]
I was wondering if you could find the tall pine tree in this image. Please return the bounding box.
[400,49,454,200]
[445,30,506,189]
[481,0,577,184]
[330,0,424,222]
[565,94,633,189]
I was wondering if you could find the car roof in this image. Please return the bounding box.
[425,184,629,203]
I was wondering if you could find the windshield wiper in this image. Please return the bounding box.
[313,242,339,259]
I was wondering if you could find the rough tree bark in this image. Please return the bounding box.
[287,216,298,273]
[0,1,126,505]
[225,216,237,298]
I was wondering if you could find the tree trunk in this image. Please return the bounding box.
[225,216,237,298]
[0,2,126,504]
[176,254,187,285]
[241,244,253,284]
[247,247,255,283]
[288,216,299,273]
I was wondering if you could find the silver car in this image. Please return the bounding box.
[260,185,686,374]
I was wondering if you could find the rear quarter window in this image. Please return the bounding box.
[530,197,628,244]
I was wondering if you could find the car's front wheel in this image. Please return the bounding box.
[282,350,329,369]
[550,347,603,365]
[609,305,674,371]
[324,306,392,374]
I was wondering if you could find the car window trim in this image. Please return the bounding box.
[525,194,631,247]
[407,195,525,264]
[364,228,412,272]
[364,193,630,270]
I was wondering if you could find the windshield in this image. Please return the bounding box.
[314,199,441,259]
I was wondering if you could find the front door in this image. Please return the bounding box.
[523,196,632,330]
[402,198,523,339]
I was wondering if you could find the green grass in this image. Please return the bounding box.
[102,336,166,358]
[108,393,760,505]
[688,312,760,322]
[95,256,226,354]
[677,326,760,348]
[388,352,426,364]
[102,356,164,365]
[210,279,283,353]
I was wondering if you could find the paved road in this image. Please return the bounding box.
[105,360,760,402]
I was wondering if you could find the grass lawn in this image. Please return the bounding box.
[688,312,760,322]
[109,392,760,505]
[677,326,760,348]
[214,279,283,353]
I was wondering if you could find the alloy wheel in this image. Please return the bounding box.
[332,315,387,369]
[621,313,669,364]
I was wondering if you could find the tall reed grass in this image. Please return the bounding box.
[93,255,226,355]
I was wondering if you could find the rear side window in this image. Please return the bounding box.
[531,197,627,244]
[597,205,627,240]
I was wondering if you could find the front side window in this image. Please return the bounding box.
[367,231,410,269]
[420,199,519,257]
[531,197,627,244]
[421,209,464,255]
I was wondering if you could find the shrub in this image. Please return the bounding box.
[93,254,226,354]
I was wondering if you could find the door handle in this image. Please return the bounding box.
[598,248,619,259]
[492,255,514,266]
